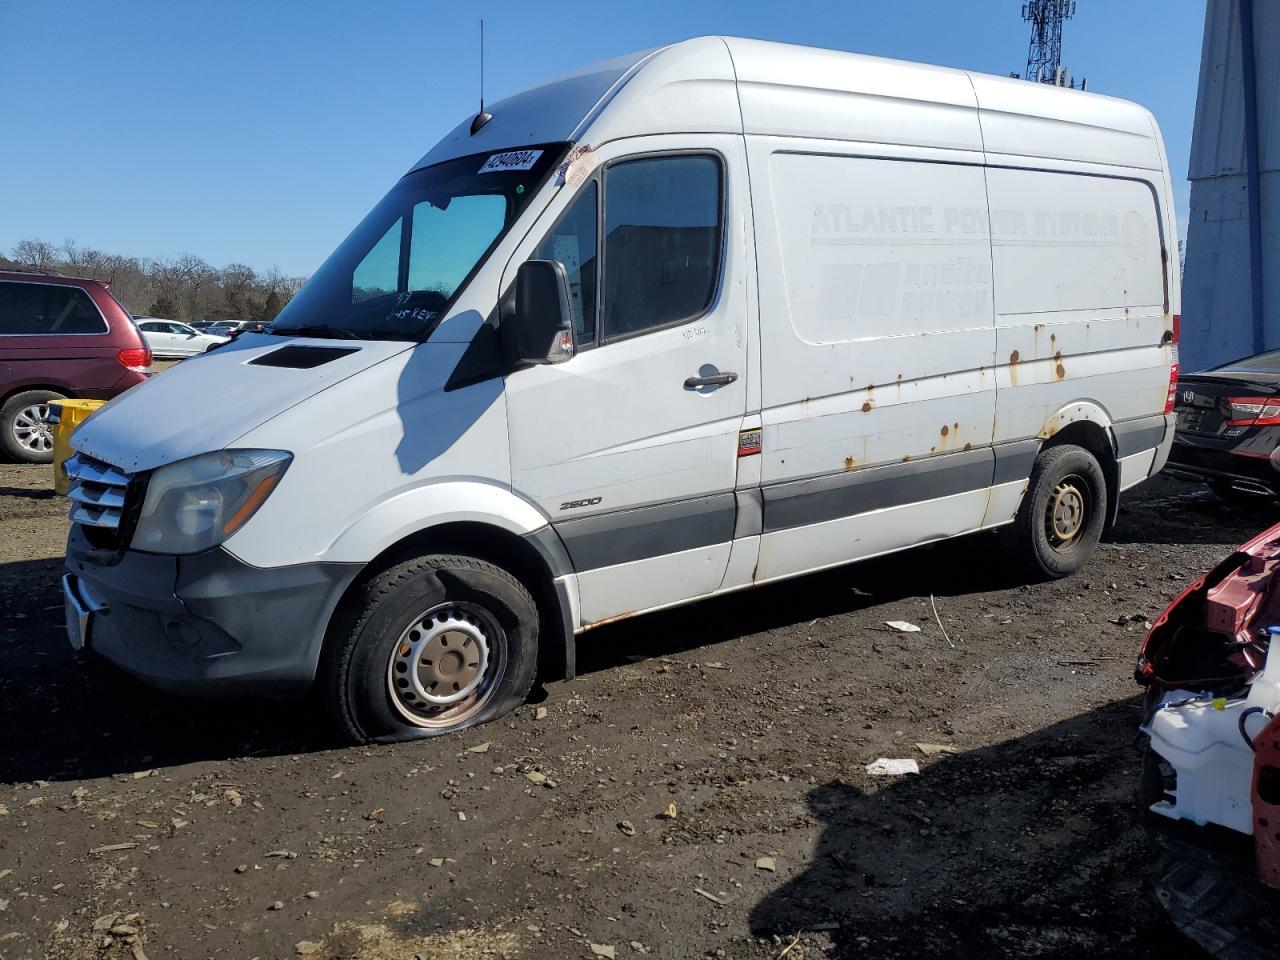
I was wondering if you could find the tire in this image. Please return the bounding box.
[324,554,539,743]
[0,389,67,464]
[1004,443,1108,579]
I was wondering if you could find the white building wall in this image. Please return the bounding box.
[1182,0,1279,371]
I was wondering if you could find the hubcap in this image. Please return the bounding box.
[1046,476,1087,549]
[386,602,504,728]
[12,403,54,453]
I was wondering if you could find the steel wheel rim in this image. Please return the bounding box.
[386,601,506,729]
[12,404,54,453]
[1045,474,1088,550]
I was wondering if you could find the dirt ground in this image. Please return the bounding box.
[0,459,1271,960]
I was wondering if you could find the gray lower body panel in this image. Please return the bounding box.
[762,447,995,533]
[65,525,360,697]
[1147,412,1177,477]
[553,493,736,571]
[1114,413,1174,460]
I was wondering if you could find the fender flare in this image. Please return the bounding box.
[1034,400,1123,530]
[323,479,579,681]
[324,479,552,563]
[1035,400,1116,447]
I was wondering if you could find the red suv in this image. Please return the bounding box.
[0,271,152,463]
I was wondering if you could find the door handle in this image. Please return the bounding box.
[684,371,738,389]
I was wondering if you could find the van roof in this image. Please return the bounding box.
[413,36,1163,174]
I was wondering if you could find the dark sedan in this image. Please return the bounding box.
[1166,348,1280,500]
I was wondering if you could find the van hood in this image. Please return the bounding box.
[73,334,413,473]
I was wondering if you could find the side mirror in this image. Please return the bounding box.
[513,260,574,365]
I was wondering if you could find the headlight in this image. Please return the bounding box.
[131,449,291,554]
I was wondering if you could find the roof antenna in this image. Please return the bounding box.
[470,18,493,135]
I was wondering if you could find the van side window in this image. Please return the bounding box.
[532,181,598,343]
[602,155,721,340]
[0,282,107,335]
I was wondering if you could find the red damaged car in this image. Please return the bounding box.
[1136,523,1280,954]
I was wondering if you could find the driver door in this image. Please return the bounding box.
[504,137,753,626]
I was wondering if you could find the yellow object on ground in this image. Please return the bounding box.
[51,400,107,495]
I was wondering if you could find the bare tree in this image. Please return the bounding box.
[11,239,58,271]
[6,239,305,319]
[175,254,215,320]
[219,262,259,320]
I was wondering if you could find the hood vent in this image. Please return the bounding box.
[249,345,359,369]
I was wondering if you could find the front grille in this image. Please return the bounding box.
[65,452,136,549]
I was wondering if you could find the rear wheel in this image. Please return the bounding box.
[1004,443,1108,578]
[324,554,539,742]
[1,389,66,464]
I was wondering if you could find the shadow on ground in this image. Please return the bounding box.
[747,698,1209,960]
[576,529,1023,676]
[0,556,335,784]
[0,474,1263,786]
[1111,478,1276,546]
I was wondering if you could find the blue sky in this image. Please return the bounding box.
[1,0,1206,277]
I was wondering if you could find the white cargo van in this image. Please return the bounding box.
[62,37,1180,740]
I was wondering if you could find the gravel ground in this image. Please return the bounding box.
[0,462,1271,960]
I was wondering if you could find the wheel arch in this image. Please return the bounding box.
[322,509,576,688]
[0,382,73,406]
[1035,401,1121,532]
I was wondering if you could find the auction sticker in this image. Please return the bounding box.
[479,149,543,174]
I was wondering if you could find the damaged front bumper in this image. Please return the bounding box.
[64,525,360,697]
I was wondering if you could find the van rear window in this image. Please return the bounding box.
[0,282,107,335]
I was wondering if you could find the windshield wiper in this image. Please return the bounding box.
[269,324,363,340]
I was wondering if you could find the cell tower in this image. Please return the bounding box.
[1022,0,1083,88]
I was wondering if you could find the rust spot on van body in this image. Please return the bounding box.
[1009,350,1020,387]
[941,425,950,437]
[1054,351,1066,381]
[582,609,639,630]
[844,456,855,471]
[902,453,912,462]
[964,442,973,451]
[1038,413,1063,439]
[861,400,873,413]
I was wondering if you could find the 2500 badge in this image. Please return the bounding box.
[560,497,602,511]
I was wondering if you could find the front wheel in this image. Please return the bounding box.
[323,554,539,742]
[1004,443,1108,578]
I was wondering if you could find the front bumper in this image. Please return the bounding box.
[64,525,360,696]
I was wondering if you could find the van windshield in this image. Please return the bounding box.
[271,144,567,341]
